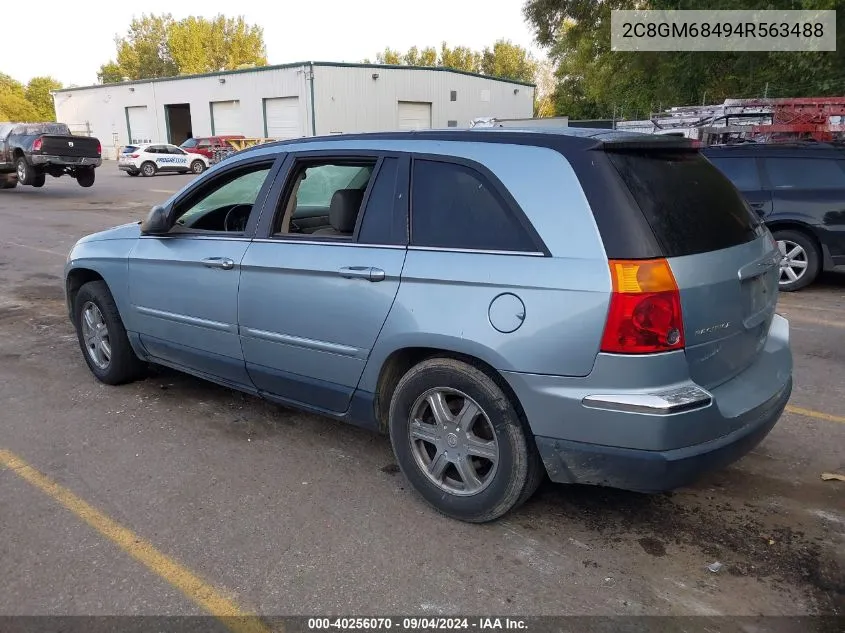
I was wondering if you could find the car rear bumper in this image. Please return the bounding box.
[534,376,790,491]
[118,164,138,172]
[30,155,101,167]
[503,313,792,491]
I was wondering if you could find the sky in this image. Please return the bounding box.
[7,0,543,88]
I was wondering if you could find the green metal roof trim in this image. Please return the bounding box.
[54,61,536,93]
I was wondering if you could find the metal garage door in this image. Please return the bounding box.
[264,97,301,139]
[126,106,154,144]
[211,100,242,136]
[398,101,432,130]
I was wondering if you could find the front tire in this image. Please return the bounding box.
[76,167,95,188]
[773,229,820,292]
[16,157,35,185]
[73,281,145,385]
[141,161,156,177]
[190,160,206,174]
[389,357,542,523]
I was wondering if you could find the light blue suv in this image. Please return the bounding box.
[65,129,792,522]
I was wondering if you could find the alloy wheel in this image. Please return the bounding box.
[777,239,808,284]
[80,301,111,370]
[408,388,499,496]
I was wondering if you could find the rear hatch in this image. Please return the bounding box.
[604,142,780,389]
[40,135,100,158]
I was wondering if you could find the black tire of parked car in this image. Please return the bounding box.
[127,171,139,177]
[141,162,157,177]
[389,357,543,523]
[73,281,146,385]
[191,160,205,174]
[16,157,35,185]
[772,229,821,292]
[0,177,17,189]
[32,173,46,188]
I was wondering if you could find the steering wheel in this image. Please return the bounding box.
[223,204,252,232]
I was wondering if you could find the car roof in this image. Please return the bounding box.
[236,127,695,158]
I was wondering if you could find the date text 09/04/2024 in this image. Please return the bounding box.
[307,618,528,630]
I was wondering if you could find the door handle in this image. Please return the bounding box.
[202,257,235,270]
[338,266,386,282]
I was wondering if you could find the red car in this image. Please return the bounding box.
[180,136,245,159]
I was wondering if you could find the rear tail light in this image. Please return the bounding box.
[129,154,139,158]
[32,138,42,152]
[96,142,102,155]
[600,259,685,354]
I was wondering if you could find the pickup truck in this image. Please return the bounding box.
[0,122,102,189]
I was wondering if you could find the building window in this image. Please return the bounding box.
[447,120,458,127]
[450,90,457,102]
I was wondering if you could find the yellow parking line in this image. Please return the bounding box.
[785,405,845,425]
[0,449,274,633]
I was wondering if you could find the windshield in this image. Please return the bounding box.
[181,138,198,148]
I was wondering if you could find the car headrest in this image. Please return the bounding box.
[329,189,365,233]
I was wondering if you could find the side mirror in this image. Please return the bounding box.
[140,205,171,235]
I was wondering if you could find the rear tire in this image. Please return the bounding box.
[0,176,16,189]
[389,357,541,523]
[127,171,139,177]
[773,229,820,292]
[73,281,145,385]
[141,161,156,177]
[32,173,46,188]
[76,167,95,188]
[190,160,205,174]
[16,157,35,185]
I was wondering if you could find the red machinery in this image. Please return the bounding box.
[737,97,845,141]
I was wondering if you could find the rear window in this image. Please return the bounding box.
[706,156,761,191]
[12,123,70,135]
[122,145,139,154]
[607,150,760,257]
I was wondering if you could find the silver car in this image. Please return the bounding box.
[65,129,792,522]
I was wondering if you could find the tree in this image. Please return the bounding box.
[0,72,61,121]
[25,77,63,120]
[98,13,267,83]
[365,41,537,81]
[523,0,845,119]
[481,39,537,84]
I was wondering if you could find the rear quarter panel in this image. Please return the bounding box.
[359,141,611,390]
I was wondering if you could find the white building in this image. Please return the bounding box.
[53,62,535,159]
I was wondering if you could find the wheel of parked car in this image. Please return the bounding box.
[0,177,17,189]
[73,280,146,385]
[190,160,206,174]
[127,171,139,177]
[389,357,543,523]
[15,157,35,186]
[141,161,156,177]
[76,167,95,188]
[772,229,820,292]
[32,173,46,188]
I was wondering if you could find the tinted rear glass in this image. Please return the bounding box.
[607,150,760,257]
[122,145,139,153]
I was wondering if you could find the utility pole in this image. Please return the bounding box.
[764,82,769,99]
[702,91,707,106]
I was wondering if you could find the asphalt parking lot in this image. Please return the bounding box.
[0,167,843,621]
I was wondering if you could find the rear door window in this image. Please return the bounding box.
[607,150,760,257]
[411,159,537,252]
[763,157,845,189]
[706,156,761,191]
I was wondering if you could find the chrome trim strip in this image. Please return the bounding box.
[408,246,545,256]
[582,385,713,415]
[240,326,361,356]
[139,235,252,242]
[134,306,236,333]
[250,238,406,250]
